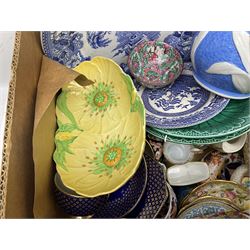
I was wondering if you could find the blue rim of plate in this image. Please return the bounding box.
[137,75,229,129]
[146,126,250,145]
[151,99,250,139]
[193,72,250,100]
[93,156,147,218]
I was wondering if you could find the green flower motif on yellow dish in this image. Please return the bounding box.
[85,82,118,115]
[85,135,133,176]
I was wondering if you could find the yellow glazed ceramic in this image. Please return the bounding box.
[53,57,146,197]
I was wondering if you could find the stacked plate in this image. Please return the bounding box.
[177,180,250,218]
[142,32,250,145]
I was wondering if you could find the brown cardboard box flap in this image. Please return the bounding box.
[33,56,92,218]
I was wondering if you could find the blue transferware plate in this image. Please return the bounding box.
[164,31,196,62]
[177,197,239,219]
[191,31,250,99]
[93,156,147,218]
[126,154,169,219]
[135,75,229,129]
[41,31,173,68]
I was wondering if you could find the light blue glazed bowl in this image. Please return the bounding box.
[191,31,250,99]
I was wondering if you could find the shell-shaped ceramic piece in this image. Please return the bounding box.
[53,57,146,197]
[191,31,250,99]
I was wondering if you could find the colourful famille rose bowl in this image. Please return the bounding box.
[53,57,146,197]
[128,41,183,89]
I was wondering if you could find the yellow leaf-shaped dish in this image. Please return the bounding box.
[53,57,146,197]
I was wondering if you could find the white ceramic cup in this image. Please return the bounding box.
[211,133,247,153]
[163,141,205,166]
[166,162,210,186]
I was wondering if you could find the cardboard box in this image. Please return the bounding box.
[1,32,249,219]
[0,32,88,218]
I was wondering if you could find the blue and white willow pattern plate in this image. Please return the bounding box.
[135,75,229,129]
[41,31,177,68]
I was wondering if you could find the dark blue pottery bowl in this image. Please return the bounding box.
[93,156,147,218]
[126,154,169,219]
[54,173,108,217]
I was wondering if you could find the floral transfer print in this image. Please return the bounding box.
[86,135,134,176]
[87,32,112,49]
[128,41,183,88]
[49,31,89,67]
[113,32,161,57]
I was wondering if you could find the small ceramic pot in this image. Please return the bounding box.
[163,141,205,166]
[54,173,108,217]
[203,150,244,181]
[166,162,210,186]
[128,40,183,89]
[211,133,247,153]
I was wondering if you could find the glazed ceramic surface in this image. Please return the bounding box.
[178,198,239,219]
[147,138,163,161]
[164,182,178,218]
[164,32,196,62]
[41,31,173,68]
[156,99,250,138]
[93,156,147,218]
[167,162,209,186]
[53,57,145,197]
[135,75,229,129]
[127,154,168,219]
[202,210,250,219]
[191,31,250,99]
[146,125,250,145]
[128,41,183,88]
[54,173,108,217]
[181,180,250,210]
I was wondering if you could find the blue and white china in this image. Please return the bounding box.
[54,173,108,217]
[126,154,169,219]
[135,75,229,129]
[164,31,196,62]
[41,31,173,68]
[177,197,239,219]
[191,31,250,99]
[93,157,147,218]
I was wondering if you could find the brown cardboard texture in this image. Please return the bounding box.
[0,32,91,218]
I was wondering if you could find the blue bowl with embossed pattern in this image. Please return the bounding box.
[191,31,250,99]
[54,173,108,217]
[93,156,147,218]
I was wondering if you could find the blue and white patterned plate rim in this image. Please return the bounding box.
[138,75,230,129]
